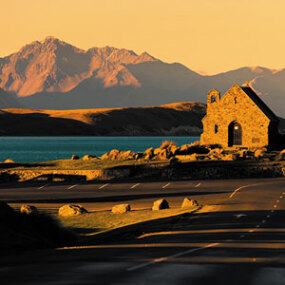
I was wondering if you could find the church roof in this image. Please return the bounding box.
[241,86,279,122]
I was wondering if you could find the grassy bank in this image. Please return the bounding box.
[59,208,195,236]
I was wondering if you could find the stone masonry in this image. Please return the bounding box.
[200,83,279,148]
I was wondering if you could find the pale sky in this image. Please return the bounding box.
[1,0,285,74]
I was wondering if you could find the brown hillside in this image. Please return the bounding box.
[0,102,206,136]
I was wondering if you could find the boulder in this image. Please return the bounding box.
[209,148,224,155]
[20,204,38,215]
[82,154,97,160]
[279,149,285,160]
[153,147,162,156]
[71,154,79,160]
[117,150,132,160]
[112,204,131,214]
[157,149,169,160]
[254,149,265,159]
[169,145,179,156]
[58,204,88,217]
[238,149,252,158]
[159,140,176,150]
[179,144,191,153]
[144,147,154,160]
[222,153,239,161]
[181,198,199,208]
[108,149,120,160]
[100,152,109,160]
[4,158,15,163]
[152,199,169,211]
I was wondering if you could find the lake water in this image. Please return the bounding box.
[0,136,199,163]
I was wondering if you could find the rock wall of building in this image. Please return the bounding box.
[201,84,271,148]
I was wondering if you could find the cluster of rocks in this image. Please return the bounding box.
[54,197,199,217]
[97,141,209,162]
[71,154,98,160]
[70,139,285,164]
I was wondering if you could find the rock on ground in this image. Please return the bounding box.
[4,158,15,163]
[71,154,80,160]
[144,147,154,160]
[112,204,131,214]
[152,199,169,211]
[254,149,265,158]
[82,154,97,160]
[181,198,199,208]
[58,204,88,217]
[20,204,38,215]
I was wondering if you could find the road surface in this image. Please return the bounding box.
[1,177,285,284]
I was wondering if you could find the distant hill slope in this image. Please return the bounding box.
[0,88,23,108]
[0,102,206,136]
[1,37,284,116]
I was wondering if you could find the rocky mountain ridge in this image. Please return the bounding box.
[0,37,284,116]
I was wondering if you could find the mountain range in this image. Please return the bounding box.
[0,36,285,116]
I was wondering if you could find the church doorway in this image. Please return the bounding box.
[228,121,242,146]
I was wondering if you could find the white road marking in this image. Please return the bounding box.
[235,214,247,219]
[99,183,109,190]
[256,225,260,228]
[130,183,140,189]
[229,183,260,199]
[38,184,49,190]
[261,220,266,224]
[194,182,201,188]
[162,182,170,189]
[271,210,274,213]
[67,184,78,190]
[267,215,271,218]
[127,242,219,271]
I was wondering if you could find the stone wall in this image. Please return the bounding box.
[201,84,272,148]
[0,169,131,182]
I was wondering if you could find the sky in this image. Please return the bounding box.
[1,0,285,74]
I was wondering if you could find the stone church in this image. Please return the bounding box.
[200,83,280,148]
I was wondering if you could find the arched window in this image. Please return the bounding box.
[234,97,237,104]
[211,95,216,103]
[214,124,218,133]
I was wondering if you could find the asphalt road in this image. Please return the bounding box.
[1,177,285,284]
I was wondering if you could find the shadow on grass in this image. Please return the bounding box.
[0,201,76,252]
[30,174,87,183]
[0,162,56,169]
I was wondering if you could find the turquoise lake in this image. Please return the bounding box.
[0,136,199,163]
